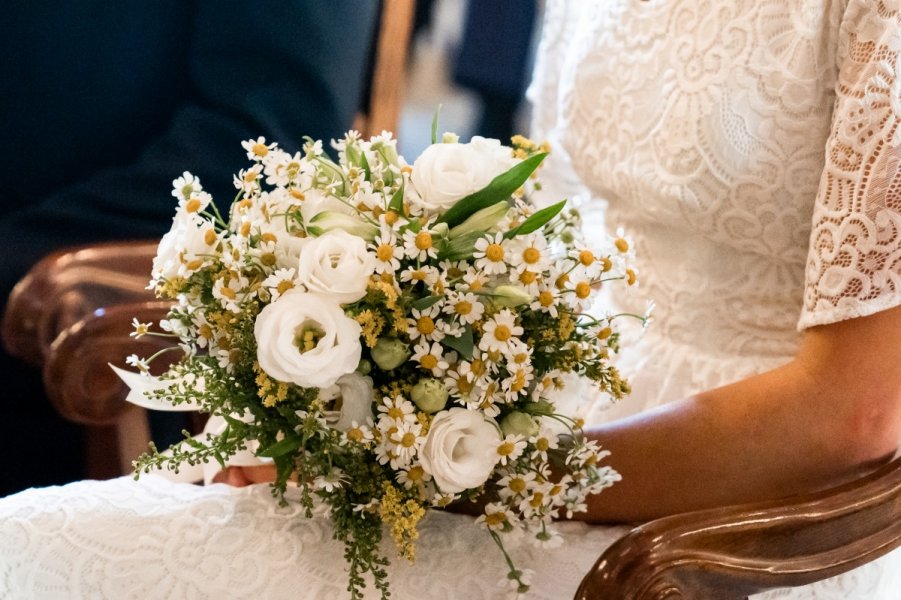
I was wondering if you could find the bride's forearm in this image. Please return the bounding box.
[575,306,901,524]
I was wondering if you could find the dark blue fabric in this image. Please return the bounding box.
[0,1,379,495]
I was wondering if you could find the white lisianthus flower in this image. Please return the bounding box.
[410,136,517,214]
[419,407,500,493]
[320,372,374,431]
[296,230,376,304]
[254,289,362,389]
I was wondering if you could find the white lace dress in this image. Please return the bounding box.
[2,1,901,598]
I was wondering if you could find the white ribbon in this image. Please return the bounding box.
[111,365,272,484]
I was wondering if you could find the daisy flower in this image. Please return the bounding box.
[442,290,485,325]
[476,502,517,532]
[473,232,509,275]
[402,227,439,262]
[479,309,523,353]
[411,340,450,377]
[508,233,550,274]
[370,227,404,274]
[407,305,445,342]
[496,434,527,466]
[241,136,275,161]
[171,171,202,201]
[261,268,297,301]
[396,464,431,490]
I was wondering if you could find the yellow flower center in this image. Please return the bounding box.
[240,221,252,237]
[555,273,569,290]
[485,243,505,262]
[261,232,278,243]
[277,280,295,295]
[289,188,305,201]
[454,300,472,316]
[536,438,549,452]
[204,229,218,246]
[522,247,541,264]
[485,512,507,527]
[493,324,511,342]
[387,407,404,420]
[416,316,435,335]
[518,270,537,285]
[575,281,592,299]
[347,428,365,443]
[252,142,269,157]
[615,238,629,252]
[509,478,527,494]
[579,249,595,266]
[243,170,258,183]
[377,244,395,261]
[497,441,515,456]
[410,270,427,281]
[471,359,486,377]
[384,210,399,225]
[538,290,554,307]
[415,231,433,251]
[420,354,438,370]
[626,268,637,285]
[468,279,483,291]
[529,492,545,508]
[596,327,612,340]
[218,285,236,300]
[185,198,202,213]
[401,432,417,448]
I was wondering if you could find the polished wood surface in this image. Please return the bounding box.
[2,240,157,366]
[576,456,901,599]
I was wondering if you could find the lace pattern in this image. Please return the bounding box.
[801,0,901,326]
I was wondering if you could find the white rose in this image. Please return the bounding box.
[419,408,500,493]
[410,136,517,214]
[319,372,374,431]
[296,230,375,304]
[254,289,362,389]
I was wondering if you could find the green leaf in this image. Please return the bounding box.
[359,147,372,182]
[412,295,444,311]
[505,199,567,239]
[437,152,547,228]
[431,105,442,145]
[389,181,404,213]
[258,435,303,458]
[442,325,474,361]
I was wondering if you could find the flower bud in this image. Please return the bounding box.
[500,411,539,438]
[442,132,460,143]
[411,378,449,413]
[560,229,576,244]
[307,211,378,241]
[448,201,509,239]
[488,285,532,308]
[356,358,372,375]
[370,337,410,370]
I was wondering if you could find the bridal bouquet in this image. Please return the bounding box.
[119,127,642,598]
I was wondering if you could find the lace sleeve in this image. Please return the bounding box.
[526,1,601,229]
[799,0,901,329]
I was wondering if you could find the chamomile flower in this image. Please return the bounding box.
[234,164,264,194]
[529,284,559,317]
[241,136,275,161]
[442,290,485,325]
[402,227,439,262]
[385,420,424,469]
[370,227,404,274]
[529,426,560,462]
[376,395,417,425]
[171,171,203,201]
[462,268,490,293]
[497,471,537,501]
[407,305,445,342]
[130,318,151,339]
[496,434,527,466]
[261,268,297,301]
[125,354,150,372]
[479,309,523,353]
[399,265,440,288]
[508,234,550,273]
[411,340,450,376]
[476,502,517,532]
[473,232,509,275]
[396,464,431,490]
[212,273,249,313]
[177,190,213,217]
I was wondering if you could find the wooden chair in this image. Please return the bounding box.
[1,0,416,478]
[5,1,901,595]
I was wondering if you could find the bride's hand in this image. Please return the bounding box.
[212,465,277,487]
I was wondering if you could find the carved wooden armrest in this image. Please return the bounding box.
[576,457,901,599]
[2,240,158,366]
[43,300,174,426]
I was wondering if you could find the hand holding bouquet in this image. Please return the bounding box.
[119,128,646,598]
